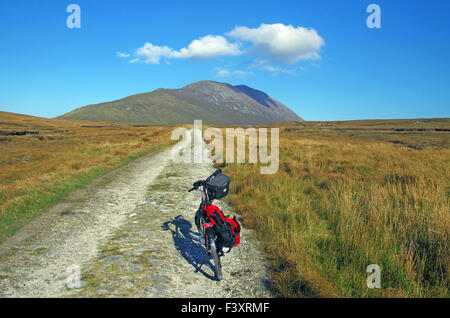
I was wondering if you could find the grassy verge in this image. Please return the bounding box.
[219,119,449,297]
[0,111,177,244]
[0,143,171,243]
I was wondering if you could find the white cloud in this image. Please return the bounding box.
[116,51,130,58]
[227,23,325,64]
[250,59,295,75]
[174,35,241,59]
[261,65,295,75]
[120,23,325,76]
[133,35,241,64]
[214,67,249,78]
[135,43,175,64]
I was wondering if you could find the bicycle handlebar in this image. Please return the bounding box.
[187,180,205,192]
[187,169,222,193]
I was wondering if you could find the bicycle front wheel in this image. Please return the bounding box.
[210,240,223,280]
[195,209,204,235]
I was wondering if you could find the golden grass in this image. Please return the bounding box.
[0,111,176,243]
[219,119,449,297]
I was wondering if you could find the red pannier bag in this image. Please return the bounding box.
[205,204,240,247]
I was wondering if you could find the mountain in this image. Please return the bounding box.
[58,80,303,125]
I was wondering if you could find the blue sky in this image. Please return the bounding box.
[0,0,449,121]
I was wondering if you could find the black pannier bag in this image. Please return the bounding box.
[206,172,230,200]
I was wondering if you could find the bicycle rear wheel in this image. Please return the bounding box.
[210,240,222,280]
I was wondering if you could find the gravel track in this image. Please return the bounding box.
[0,131,272,298]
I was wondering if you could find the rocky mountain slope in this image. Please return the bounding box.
[58,81,302,125]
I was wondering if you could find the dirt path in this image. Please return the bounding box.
[0,131,272,298]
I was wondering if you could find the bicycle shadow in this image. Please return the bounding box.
[162,215,218,281]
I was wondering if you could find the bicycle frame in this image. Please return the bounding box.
[189,170,224,280]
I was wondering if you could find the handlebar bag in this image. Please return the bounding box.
[206,173,230,200]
